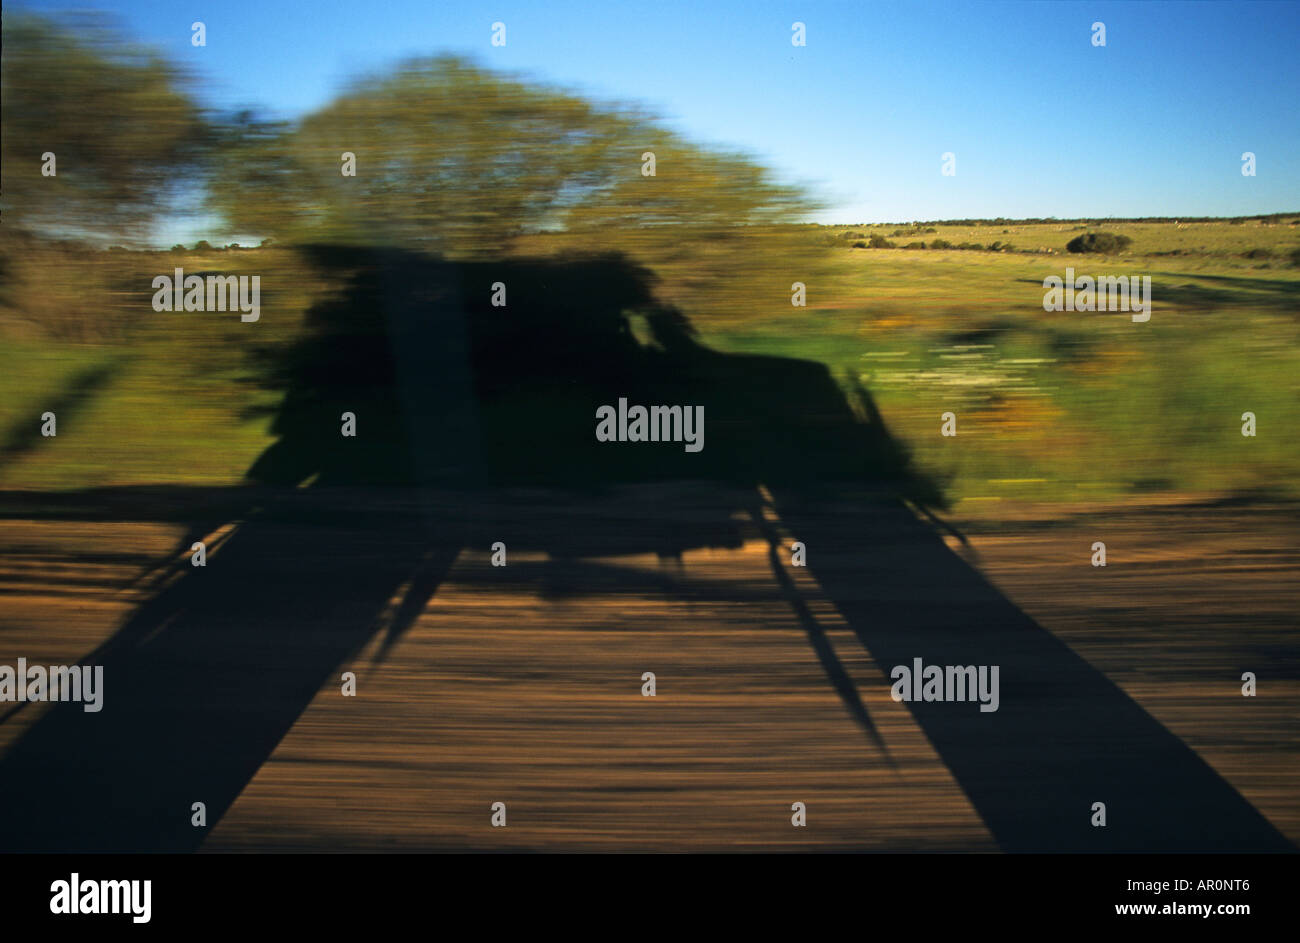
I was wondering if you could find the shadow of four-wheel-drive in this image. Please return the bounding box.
[0,246,1290,852]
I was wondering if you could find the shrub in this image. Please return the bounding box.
[1243,248,1272,259]
[904,241,926,249]
[1066,231,1132,254]
[852,240,867,249]
[1290,247,1300,267]
[929,238,952,249]
[192,239,213,251]
[868,234,895,248]
[957,242,983,251]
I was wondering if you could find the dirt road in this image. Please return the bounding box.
[0,485,1294,852]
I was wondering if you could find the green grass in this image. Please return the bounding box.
[0,246,311,489]
[2,222,1298,507]
[701,225,1300,506]
[0,327,280,489]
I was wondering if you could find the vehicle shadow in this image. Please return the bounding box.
[0,246,1289,851]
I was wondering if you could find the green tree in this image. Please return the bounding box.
[1066,232,1132,254]
[0,13,210,243]
[208,56,813,258]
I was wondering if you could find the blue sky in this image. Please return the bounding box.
[14,0,1300,238]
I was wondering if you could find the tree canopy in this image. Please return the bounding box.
[209,55,813,257]
[1,13,210,243]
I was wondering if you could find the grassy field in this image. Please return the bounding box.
[2,217,1299,507]
[706,220,1300,505]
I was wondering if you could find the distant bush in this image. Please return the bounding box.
[170,244,185,253]
[1066,232,1132,254]
[868,234,896,248]
[192,240,213,251]
[1243,248,1272,259]
[924,227,937,234]
[852,241,867,248]
[903,241,926,249]
[1290,247,1300,267]
[957,242,984,250]
[929,238,952,249]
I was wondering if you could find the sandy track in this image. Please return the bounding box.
[0,486,1294,851]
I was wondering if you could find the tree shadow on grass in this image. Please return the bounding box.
[0,359,124,473]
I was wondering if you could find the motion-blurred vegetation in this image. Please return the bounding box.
[3,12,1299,506]
[0,12,211,243]
[206,53,828,320]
